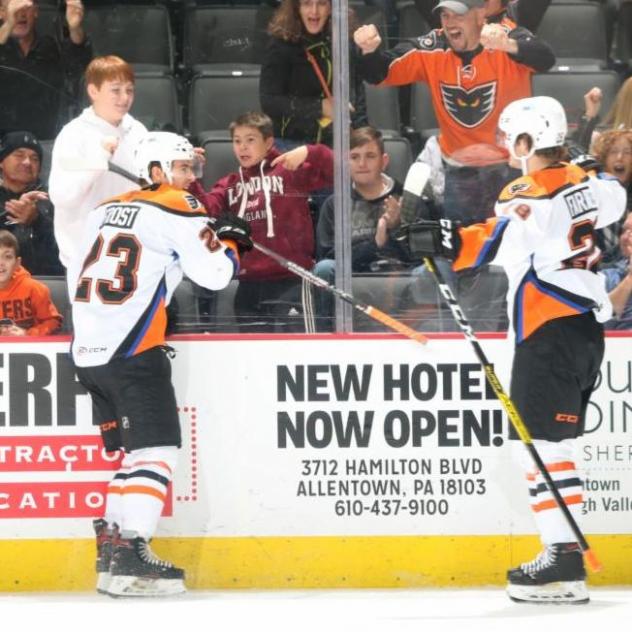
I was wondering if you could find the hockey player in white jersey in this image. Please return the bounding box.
[71,131,253,597]
[405,96,627,604]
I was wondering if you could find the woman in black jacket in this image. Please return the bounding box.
[259,0,368,148]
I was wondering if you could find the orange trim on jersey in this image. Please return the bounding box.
[383,46,534,157]
[132,460,174,476]
[106,485,123,495]
[133,297,168,356]
[525,461,576,481]
[499,164,588,203]
[518,280,584,341]
[532,163,588,194]
[220,239,241,263]
[103,184,205,216]
[120,485,167,502]
[531,494,583,513]
[453,219,504,271]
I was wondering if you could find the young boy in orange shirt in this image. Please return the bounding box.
[0,229,62,335]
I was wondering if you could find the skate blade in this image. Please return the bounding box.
[96,571,111,595]
[507,580,589,604]
[107,575,186,598]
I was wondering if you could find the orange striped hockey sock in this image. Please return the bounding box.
[120,446,179,540]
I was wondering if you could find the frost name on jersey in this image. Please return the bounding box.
[100,204,141,230]
[227,175,285,205]
[563,186,597,220]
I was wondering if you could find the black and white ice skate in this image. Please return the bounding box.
[107,531,186,597]
[507,543,588,604]
[93,519,117,594]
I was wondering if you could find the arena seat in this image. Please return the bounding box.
[187,69,261,137]
[365,83,401,136]
[396,0,431,42]
[181,4,273,73]
[382,134,413,184]
[200,133,237,189]
[536,1,609,70]
[36,276,71,333]
[614,1,632,69]
[409,82,439,143]
[130,72,182,133]
[532,70,621,124]
[82,4,174,72]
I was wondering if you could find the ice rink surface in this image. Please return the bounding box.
[2,588,630,632]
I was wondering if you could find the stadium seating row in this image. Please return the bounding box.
[37,69,624,189]
[29,1,630,149]
[36,1,632,74]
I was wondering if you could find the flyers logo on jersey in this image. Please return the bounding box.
[416,30,440,50]
[508,182,531,195]
[440,81,497,129]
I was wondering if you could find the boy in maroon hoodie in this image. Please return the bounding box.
[0,230,62,336]
[191,111,333,331]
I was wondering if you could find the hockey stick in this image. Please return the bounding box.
[402,180,601,571]
[251,241,427,343]
[423,260,601,570]
[61,158,428,343]
[251,161,430,341]
[59,155,144,184]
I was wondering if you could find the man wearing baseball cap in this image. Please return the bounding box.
[0,130,63,275]
[413,1,552,33]
[354,0,555,225]
[434,0,484,14]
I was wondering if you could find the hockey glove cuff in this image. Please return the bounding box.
[570,153,602,175]
[208,213,253,254]
[404,219,461,261]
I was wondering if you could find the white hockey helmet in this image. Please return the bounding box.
[134,131,195,184]
[498,96,567,161]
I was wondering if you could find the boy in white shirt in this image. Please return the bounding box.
[49,55,147,269]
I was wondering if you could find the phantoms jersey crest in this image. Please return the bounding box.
[70,184,237,367]
[374,42,533,157]
[453,164,627,342]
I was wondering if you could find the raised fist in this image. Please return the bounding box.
[480,23,511,51]
[65,0,84,30]
[583,87,603,120]
[353,24,381,55]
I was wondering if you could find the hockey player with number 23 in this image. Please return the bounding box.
[70,132,253,597]
[407,96,627,604]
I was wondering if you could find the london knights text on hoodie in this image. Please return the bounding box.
[190,144,333,281]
